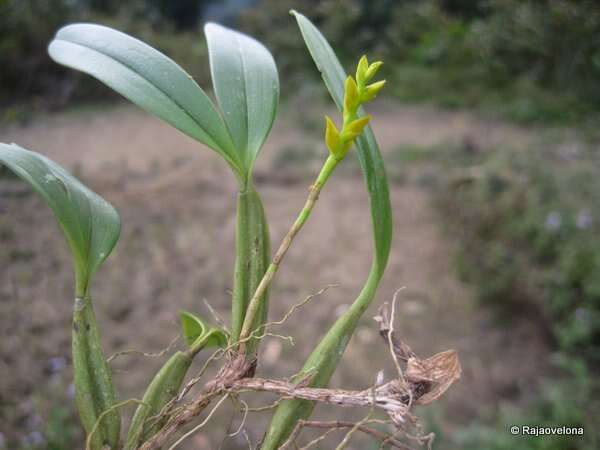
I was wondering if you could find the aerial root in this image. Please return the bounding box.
[138,293,461,450]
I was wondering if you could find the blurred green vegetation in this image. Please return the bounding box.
[415,128,600,448]
[435,139,600,363]
[452,358,598,450]
[0,0,213,121]
[380,131,600,448]
[2,0,600,125]
[241,0,600,124]
[412,355,598,450]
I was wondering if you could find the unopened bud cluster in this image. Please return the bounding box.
[325,55,385,161]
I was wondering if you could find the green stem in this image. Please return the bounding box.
[238,155,339,349]
[188,330,216,355]
[259,264,383,449]
[124,351,193,450]
[72,295,120,450]
[127,181,269,447]
[231,183,271,354]
[260,122,391,450]
[125,325,225,449]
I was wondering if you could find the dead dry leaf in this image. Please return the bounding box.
[406,350,461,405]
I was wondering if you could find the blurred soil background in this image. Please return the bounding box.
[1,1,599,449]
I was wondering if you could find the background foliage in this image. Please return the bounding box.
[431,137,600,449]
[3,0,600,123]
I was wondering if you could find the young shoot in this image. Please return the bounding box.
[238,55,386,349]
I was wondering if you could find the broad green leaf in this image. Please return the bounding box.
[179,310,228,350]
[0,143,120,296]
[48,24,243,177]
[261,12,393,448]
[204,23,279,179]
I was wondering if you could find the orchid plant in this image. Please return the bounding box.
[0,10,396,449]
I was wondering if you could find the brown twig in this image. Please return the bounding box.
[298,427,338,449]
[203,297,229,332]
[139,302,461,450]
[279,420,415,450]
[230,377,413,418]
[153,285,333,426]
[140,356,447,449]
[139,354,254,450]
[166,394,229,450]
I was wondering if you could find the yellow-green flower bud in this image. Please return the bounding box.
[344,76,360,113]
[356,55,369,87]
[325,115,341,155]
[365,61,383,81]
[321,56,385,162]
[362,79,386,102]
[341,116,371,141]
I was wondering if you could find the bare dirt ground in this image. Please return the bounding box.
[0,101,551,449]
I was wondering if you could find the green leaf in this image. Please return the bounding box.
[0,143,120,296]
[204,23,279,181]
[203,328,229,349]
[180,311,207,347]
[179,311,228,350]
[291,9,391,274]
[48,23,243,178]
[261,11,393,448]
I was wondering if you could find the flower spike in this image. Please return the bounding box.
[322,55,385,162]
